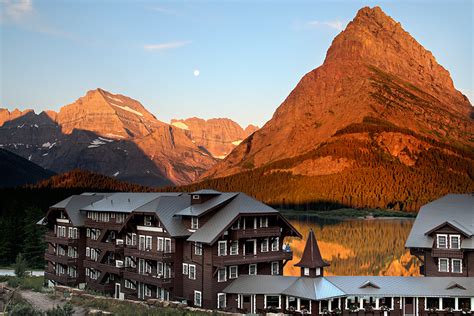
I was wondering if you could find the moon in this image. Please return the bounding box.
[193,69,200,77]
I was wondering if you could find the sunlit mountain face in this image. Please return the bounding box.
[284,216,420,276]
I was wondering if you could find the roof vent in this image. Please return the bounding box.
[359,281,380,289]
[446,282,466,290]
[128,198,130,203]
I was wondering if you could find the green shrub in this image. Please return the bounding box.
[7,277,20,288]
[14,253,28,278]
[7,303,43,316]
[46,303,74,316]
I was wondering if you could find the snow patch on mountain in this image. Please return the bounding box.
[110,103,144,117]
[171,121,189,130]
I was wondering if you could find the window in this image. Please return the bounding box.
[157,237,164,251]
[379,297,393,310]
[191,217,199,230]
[194,242,202,256]
[86,247,90,257]
[249,264,257,275]
[125,279,136,289]
[189,264,196,280]
[265,295,280,309]
[192,195,200,200]
[231,219,240,230]
[131,233,137,246]
[271,261,279,275]
[300,299,311,313]
[260,217,268,228]
[194,291,202,307]
[164,238,172,253]
[144,285,152,297]
[229,266,238,279]
[450,235,460,249]
[217,268,227,282]
[316,268,321,276]
[67,266,77,278]
[459,298,471,311]
[426,297,439,310]
[145,236,152,251]
[230,241,238,255]
[452,259,462,273]
[437,234,447,248]
[157,262,163,276]
[218,241,227,256]
[86,228,90,237]
[443,298,455,310]
[271,237,279,251]
[261,238,269,252]
[439,258,449,272]
[217,293,226,309]
[183,263,189,275]
[139,235,146,251]
[303,268,310,276]
[144,216,152,226]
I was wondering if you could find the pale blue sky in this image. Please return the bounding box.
[1,0,472,127]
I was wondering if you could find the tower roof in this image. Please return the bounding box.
[295,229,330,269]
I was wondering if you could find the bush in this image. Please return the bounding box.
[7,276,20,288]
[46,303,74,316]
[7,303,43,316]
[14,253,28,278]
[19,276,44,292]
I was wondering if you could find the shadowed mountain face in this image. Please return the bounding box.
[171,117,258,159]
[0,148,55,187]
[197,6,473,211]
[0,89,216,186]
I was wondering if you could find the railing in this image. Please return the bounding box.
[87,239,124,252]
[86,280,114,293]
[230,227,281,239]
[124,247,174,262]
[84,219,123,231]
[431,248,463,258]
[122,270,174,287]
[83,260,123,275]
[44,253,78,265]
[45,232,79,246]
[44,272,77,286]
[213,251,292,267]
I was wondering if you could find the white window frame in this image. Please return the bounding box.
[261,238,269,252]
[229,266,238,279]
[191,217,199,230]
[189,264,196,280]
[450,235,461,249]
[249,263,257,275]
[303,267,310,276]
[230,241,239,255]
[438,258,449,272]
[183,263,189,275]
[218,241,227,256]
[164,238,172,253]
[217,293,226,309]
[264,295,281,309]
[437,234,448,248]
[157,237,164,252]
[271,237,279,251]
[195,242,202,256]
[260,217,268,228]
[451,259,462,273]
[271,261,279,275]
[217,268,227,282]
[144,285,152,297]
[316,267,321,276]
[145,236,152,251]
[194,290,202,307]
[144,215,152,226]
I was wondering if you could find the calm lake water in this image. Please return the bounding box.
[284,215,420,276]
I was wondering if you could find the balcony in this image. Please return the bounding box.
[83,260,123,275]
[86,280,114,293]
[123,270,174,287]
[230,227,281,239]
[213,251,293,267]
[87,239,124,252]
[44,253,78,265]
[45,232,79,246]
[84,218,123,231]
[431,248,463,259]
[45,272,77,286]
[124,247,174,262]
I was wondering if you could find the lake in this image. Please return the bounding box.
[284,215,420,276]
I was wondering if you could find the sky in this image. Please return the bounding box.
[0,0,472,128]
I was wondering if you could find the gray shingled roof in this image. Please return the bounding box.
[50,194,106,226]
[134,195,191,237]
[186,192,282,244]
[175,192,238,216]
[190,189,222,195]
[225,276,474,299]
[405,194,474,249]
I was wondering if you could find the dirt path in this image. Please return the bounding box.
[19,290,87,315]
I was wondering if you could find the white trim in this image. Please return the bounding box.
[438,257,449,272]
[56,218,70,223]
[271,261,279,275]
[229,265,238,279]
[451,258,462,273]
[217,267,227,282]
[194,290,202,307]
[450,235,461,249]
[218,240,227,256]
[303,267,310,276]
[249,263,257,275]
[436,234,448,248]
[264,294,281,309]
[217,293,226,309]
[137,226,163,232]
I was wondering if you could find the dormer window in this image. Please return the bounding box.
[260,217,268,228]
[437,234,447,248]
[450,235,460,249]
[231,219,240,230]
[144,216,152,227]
[192,195,200,200]
[191,217,199,230]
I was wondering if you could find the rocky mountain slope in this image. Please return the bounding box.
[0,149,55,188]
[199,6,474,211]
[0,89,216,186]
[171,117,258,158]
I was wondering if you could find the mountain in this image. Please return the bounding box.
[199,6,474,211]
[0,148,55,187]
[0,89,216,186]
[171,117,258,158]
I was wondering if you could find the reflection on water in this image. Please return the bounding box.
[284,215,420,276]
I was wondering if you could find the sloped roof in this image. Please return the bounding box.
[190,189,222,195]
[50,194,106,226]
[425,220,473,237]
[175,192,238,216]
[405,194,474,249]
[225,276,474,299]
[186,192,297,244]
[295,229,330,269]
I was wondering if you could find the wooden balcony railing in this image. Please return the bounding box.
[83,260,123,275]
[124,247,174,262]
[84,219,123,231]
[45,232,79,246]
[44,272,77,286]
[213,251,292,267]
[87,239,124,252]
[86,280,114,293]
[431,248,463,259]
[229,227,281,239]
[122,270,174,288]
[44,253,79,265]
